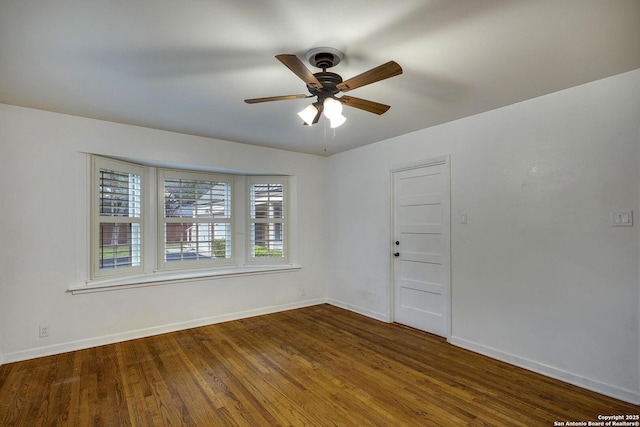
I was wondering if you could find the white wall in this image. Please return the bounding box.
[0,105,327,363]
[326,69,640,403]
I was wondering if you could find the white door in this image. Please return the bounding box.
[392,158,450,337]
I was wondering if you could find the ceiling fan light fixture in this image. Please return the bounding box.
[329,113,347,129]
[323,97,343,119]
[245,51,403,131]
[297,104,318,125]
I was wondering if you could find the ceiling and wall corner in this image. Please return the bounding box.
[0,0,639,156]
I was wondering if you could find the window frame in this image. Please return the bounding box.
[246,176,289,265]
[91,156,145,279]
[157,168,235,271]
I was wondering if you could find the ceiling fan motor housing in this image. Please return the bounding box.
[308,71,343,101]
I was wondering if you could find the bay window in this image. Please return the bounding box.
[89,155,291,285]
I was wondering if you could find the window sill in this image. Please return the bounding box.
[68,265,302,295]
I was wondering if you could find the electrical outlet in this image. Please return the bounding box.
[39,326,49,338]
[611,211,633,227]
[300,286,307,297]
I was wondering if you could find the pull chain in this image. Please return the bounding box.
[323,116,327,152]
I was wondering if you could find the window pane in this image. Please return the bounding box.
[164,222,231,262]
[250,183,284,219]
[164,179,230,219]
[99,169,141,217]
[99,222,141,269]
[250,223,285,258]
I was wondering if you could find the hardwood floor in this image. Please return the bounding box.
[1,304,638,426]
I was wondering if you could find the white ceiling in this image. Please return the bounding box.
[1,1,639,156]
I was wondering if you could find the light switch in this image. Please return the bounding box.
[460,213,468,224]
[612,211,633,227]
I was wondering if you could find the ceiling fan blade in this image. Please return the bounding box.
[244,94,309,104]
[275,54,323,89]
[340,96,391,115]
[336,61,403,93]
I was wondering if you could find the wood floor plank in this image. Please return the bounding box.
[273,311,483,425]
[195,326,319,426]
[217,319,381,426]
[302,312,536,424]
[1,304,638,426]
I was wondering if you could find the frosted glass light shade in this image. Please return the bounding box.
[323,97,343,119]
[329,113,346,128]
[297,104,318,125]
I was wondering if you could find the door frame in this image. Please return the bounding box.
[389,155,452,339]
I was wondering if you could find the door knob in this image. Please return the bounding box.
[394,252,400,257]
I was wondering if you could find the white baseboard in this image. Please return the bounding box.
[1,298,326,365]
[326,298,390,323]
[449,335,640,405]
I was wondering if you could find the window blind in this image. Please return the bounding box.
[97,167,142,271]
[249,182,285,259]
[161,173,233,266]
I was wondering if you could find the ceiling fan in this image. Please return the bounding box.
[244,48,403,128]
